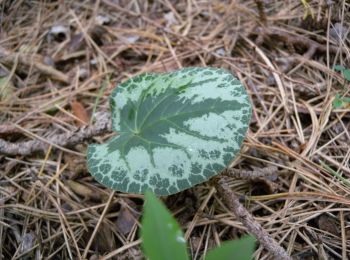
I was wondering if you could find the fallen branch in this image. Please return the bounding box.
[255,27,342,54]
[0,112,111,156]
[213,176,291,260]
[222,165,279,180]
[0,124,21,136]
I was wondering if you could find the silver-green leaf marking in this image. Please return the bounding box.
[87,67,251,195]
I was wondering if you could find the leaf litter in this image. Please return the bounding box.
[0,1,349,259]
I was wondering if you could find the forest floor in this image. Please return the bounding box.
[0,1,349,259]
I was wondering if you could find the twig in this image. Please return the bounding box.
[213,176,291,260]
[0,112,111,156]
[222,165,279,180]
[255,27,343,54]
[254,0,267,26]
[0,124,21,136]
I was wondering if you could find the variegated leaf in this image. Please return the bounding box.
[87,67,251,195]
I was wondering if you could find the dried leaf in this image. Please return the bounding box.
[70,100,89,126]
[116,199,139,235]
[94,223,116,253]
[63,153,87,179]
[67,180,99,201]
[317,215,339,235]
[67,33,84,52]
[0,76,15,101]
[89,25,107,46]
[20,232,36,255]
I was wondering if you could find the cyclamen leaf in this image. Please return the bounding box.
[87,67,251,195]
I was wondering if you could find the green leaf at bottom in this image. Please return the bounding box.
[205,235,255,260]
[141,191,189,260]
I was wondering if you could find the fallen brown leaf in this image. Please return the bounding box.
[70,100,89,126]
[116,199,140,236]
[67,180,100,201]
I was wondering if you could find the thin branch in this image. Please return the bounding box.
[213,176,291,260]
[255,27,343,54]
[222,165,279,180]
[0,112,111,156]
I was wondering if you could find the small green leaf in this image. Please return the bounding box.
[334,65,346,72]
[342,97,350,103]
[343,69,350,82]
[141,191,189,260]
[333,96,343,109]
[205,235,255,260]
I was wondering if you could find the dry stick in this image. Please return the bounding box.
[222,165,279,180]
[0,124,21,135]
[0,112,111,156]
[213,176,291,260]
[254,0,267,25]
[255,27,343,55]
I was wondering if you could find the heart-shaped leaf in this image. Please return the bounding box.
[87,67,251,195]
